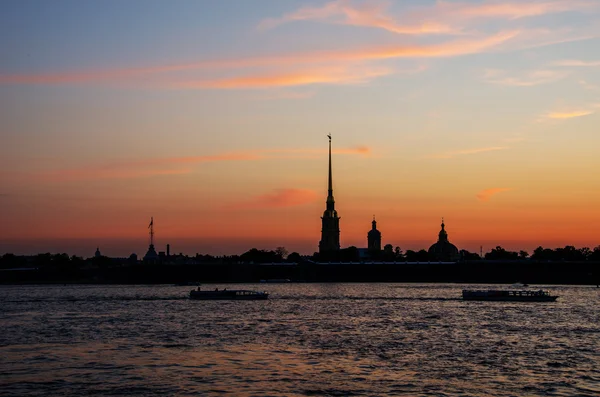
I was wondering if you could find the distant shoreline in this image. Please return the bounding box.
[1,261,598,286]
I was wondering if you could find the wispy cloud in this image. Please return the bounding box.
[477,187,512,201]
[0,31,514,89]
[483,68,569,86]
[546,110,594,119]
[226,188,318,210]
[258,0,455,35]
[259,0,598,34]
[446,1,597,20]
[428,146,509,159]
[1,0,597,92]
[177,65,394,89]
[578,79,599,90]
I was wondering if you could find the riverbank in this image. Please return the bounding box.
[1,260,598,285]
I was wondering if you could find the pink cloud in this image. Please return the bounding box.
[259,0,598,35]
[227,188,319,210]
[258,0,455,35]
[477,187,512,201]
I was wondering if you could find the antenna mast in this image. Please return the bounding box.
[149,217,154,246]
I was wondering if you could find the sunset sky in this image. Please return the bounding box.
[2,0,600,257]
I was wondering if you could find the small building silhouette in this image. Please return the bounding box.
[367,217,381,254]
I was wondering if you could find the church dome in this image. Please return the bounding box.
[428,220,459,261]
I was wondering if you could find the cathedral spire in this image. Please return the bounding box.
[319,134,340,254]
[438,218,448,242]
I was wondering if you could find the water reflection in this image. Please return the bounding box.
[0,284,598,396]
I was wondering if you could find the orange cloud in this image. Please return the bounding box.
[226,188,318,210]
[477,187,512,201]
[334,145,371,155]
[546,110,594,119]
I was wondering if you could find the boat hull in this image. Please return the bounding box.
[462,290,558,302]
[189,290,269,300]
[463,295,557,302]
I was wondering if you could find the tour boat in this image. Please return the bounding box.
[462,289,558,302]
[189,287,269,300]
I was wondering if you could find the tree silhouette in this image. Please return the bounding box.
[485,246,518,260]
[275,247,288,260]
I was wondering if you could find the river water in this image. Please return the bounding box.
[0,283,598,396]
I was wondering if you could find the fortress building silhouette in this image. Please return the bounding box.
[318,136,458,261]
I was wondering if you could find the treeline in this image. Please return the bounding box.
[482,245,600,261]
[2,244,600,269]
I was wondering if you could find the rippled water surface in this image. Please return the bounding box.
[1,283,599,396]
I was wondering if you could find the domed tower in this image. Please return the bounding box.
[319,135,341,254]
[428,218,459,261]
[367,216,381,253]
